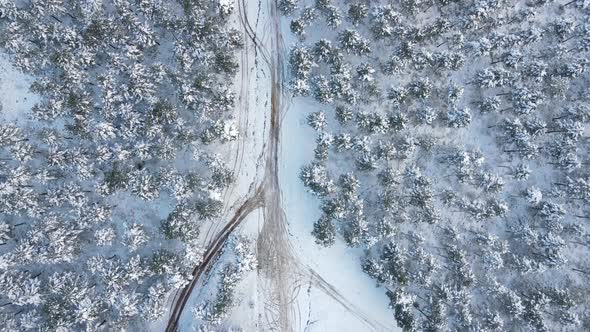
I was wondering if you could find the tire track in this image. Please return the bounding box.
[165,187,264,332]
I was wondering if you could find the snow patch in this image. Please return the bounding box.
[0,53,39,124]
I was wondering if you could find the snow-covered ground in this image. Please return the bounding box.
[279,95,399,332]
[0,54,40,125]
[224,207,264,332]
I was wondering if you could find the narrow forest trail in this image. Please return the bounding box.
[164,1,395,331]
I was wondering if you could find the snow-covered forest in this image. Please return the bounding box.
[0,0,256,330]
[0,0,589,331]
[287,0,590,331]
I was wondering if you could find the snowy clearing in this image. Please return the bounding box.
[0,54,39,124]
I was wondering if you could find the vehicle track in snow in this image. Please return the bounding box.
[165,187,264,332]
